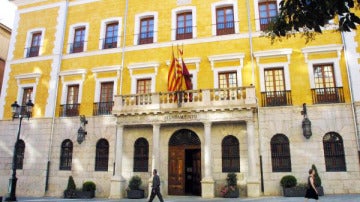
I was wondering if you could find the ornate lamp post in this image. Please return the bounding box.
[5,100,34,202]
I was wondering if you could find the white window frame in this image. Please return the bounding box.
[99,17,122,49]
[259,63,291,92]
[15,73,41,105]
[94,78,117,103]
[211,0,239,36]
[24,28,46,58]
[171,6,197,41]
[60,81,84,105]
[213,67,243,89]
[307,59,343,89]
[67,23,89,53]
[301,44,343,88]
[132,74,156,94]
[134,12,158,45]
[254,0,281,31]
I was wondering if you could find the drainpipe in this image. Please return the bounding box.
[45,0,69,192]
[119,0,129,95]
[341,31,360,151]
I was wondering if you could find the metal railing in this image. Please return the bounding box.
[176,27,193,40]
[93,101,114,115]
[261,90,292,107]
[138,31,154,44]
[69,41,85,53]
[216,21,235,35]
[25,46,40,57]
[101,36,118,49]
[311,87,344,104]
[259,16,277,31]
[59,104,80,117]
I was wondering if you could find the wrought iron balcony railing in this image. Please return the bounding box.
[69,41,86,53]
[93,101,114,116]
[216,21,235,35]
[311,87,344,104]
[176,27,193,40]
[113,87,256,115]
[59,104,80,117]
[25,46,40,57]
[101,36,118,49]
[261,90,292,107]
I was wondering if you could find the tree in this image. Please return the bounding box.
[268,0,360,38]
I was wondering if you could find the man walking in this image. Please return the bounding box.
[149,169,164,202]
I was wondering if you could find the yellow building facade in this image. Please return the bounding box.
[0,0,360,199]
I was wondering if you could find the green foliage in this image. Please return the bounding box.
[267,0,360,40]
[312,164,322,187]
[82,181,96,191]
[226,173,237,187]
[66,176,76,190]
[128,176,142,190]
[280,175,297,188]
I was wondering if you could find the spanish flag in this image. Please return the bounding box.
[178,47,192,91]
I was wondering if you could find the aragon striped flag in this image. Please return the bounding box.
[167,47,177,91]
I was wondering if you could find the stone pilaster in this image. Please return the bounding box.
[201,121,215,198]
[246,120,260,197]
[109,124,126,199]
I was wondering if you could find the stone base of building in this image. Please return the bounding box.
[201,178,215,198]
[109,176,126,199]
[247,179,260,197]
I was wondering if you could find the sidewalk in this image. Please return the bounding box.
[12,194,360,202]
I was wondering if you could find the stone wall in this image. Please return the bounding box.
[259,104,360,195]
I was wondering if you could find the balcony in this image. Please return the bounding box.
[311,87,344,104]
[69,41,85,53]
[93,101,114,115]
[260,16,277,31]
[113,87,256,115]
[176,27,193,40]
[59,104,80,117]
[216,21,235,35]
[25,46,40,57]
[138,31,154,45]
[101,36,118,49]
[261,90,292,107]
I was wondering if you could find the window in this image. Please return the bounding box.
[27,32,41,57]
[136,78,151,104]
[216,6,234,35]
[133,138,149,172]
[95,139,109,171]
[60,139,73,170]
[15,139,25,169]
[270,134,291,172]
[94,82,114,115]
[139,17,154,44]
[61,84,79,117]
[323,132,346,172]
[20,87,33,115]
[103,23,118,49]
[263,68,288,106]
[222,135,240,172]
[218,71,237,100]
[71,27,85,53]
[176,12,193,40]
[259,1,277,31]
[312,63,343,103]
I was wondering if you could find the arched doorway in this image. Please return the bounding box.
[168,129,201,196]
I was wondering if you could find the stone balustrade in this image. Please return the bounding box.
[113,86,256,115]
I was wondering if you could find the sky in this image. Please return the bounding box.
[0,0,17,29]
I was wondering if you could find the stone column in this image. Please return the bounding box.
[201,121,215,198]
[246,120,260,197]
[109,124,126,199]
[149,124,163,197]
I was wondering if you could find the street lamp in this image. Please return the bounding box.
[301,103,312,139]
[5,100,34,202]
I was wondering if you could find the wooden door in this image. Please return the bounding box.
[192,149,201,195]
[168,146,185,195]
